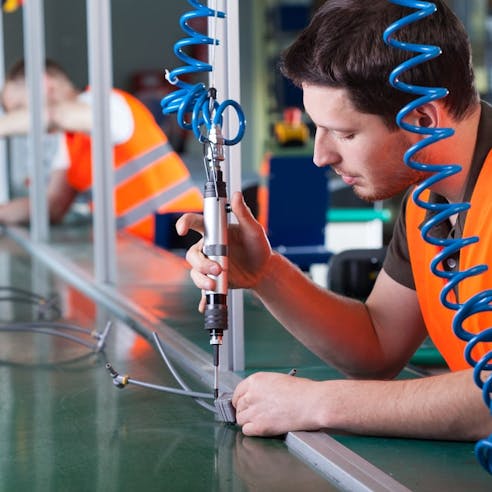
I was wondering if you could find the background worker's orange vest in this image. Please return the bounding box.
[406,150,492,371]
[66,89,202,241]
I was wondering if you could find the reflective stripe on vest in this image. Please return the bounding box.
[116,176,196,230]
[114,141,174,185]
[82,141,175,201]
[406,150,492,371]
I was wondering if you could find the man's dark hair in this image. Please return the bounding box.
[6,58,70,82]
[280,0,478,129]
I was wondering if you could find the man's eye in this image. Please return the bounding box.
[335,133,355,141]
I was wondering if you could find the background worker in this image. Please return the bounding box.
[0,59,202,243]
[177,0,492,441]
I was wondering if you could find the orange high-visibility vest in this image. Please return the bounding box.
[257,152,271,229]
[66,89,203,241]
[406,150,492,370]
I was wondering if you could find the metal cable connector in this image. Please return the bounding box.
[105,362,129,389]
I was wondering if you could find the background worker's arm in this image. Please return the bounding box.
[0,108,32,137]
[0,99,91,137]
[232,367,492,441]
[0,168,77,225]
[48,99,92,134]
[49,92,133,143]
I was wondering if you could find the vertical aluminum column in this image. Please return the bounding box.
[86,0,117,284]
[0,12,8,204]
[208,0,245,371]
[23,0,49,242]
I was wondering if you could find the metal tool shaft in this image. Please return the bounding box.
[203,121,229,400]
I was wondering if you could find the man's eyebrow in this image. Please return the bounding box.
[306,115,356,133]
[314,122,357,133]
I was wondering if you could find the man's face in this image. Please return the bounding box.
[2,80,29,112]
[303,83,428,202]
[2,75,73,112]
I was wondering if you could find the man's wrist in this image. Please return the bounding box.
[253,252,301,296]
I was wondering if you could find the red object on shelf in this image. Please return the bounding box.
[283,107,302,125]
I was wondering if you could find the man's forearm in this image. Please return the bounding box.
[253,253,384,373]
[0,197,31,224]
[49,100,92,133]
[0,110,31,137]
[317,368,492,441]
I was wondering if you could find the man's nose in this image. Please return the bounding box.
[313,137,340,168]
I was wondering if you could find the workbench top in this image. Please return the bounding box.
[1,225,490,491]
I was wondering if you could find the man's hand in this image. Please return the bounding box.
[176,191,274,295]
[0,169,77,226]
[232,372,326,436]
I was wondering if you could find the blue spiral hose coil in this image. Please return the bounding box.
[161,0,245,145]
[384,0,492,474]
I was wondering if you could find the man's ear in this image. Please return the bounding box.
[403,102,440,129]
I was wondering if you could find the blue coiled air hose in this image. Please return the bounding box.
[384,0,492,474]
[161,0,245,145]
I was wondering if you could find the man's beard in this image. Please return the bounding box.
[352,166,429,202]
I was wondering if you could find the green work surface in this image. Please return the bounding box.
[4,225,492,491]
[334,434,490,492]
[144,267,491,491]
[122,272,492,491]
[0,234,335,492]
[0,347,331,492]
